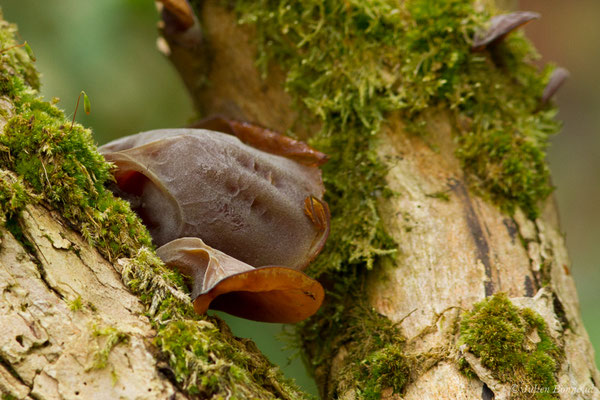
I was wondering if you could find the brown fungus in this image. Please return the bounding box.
[99,125,330,322]
[191,116,329,167]
[157,238,324,323]
[157,0,195,30]
[472,11,540,52]
[541,67,570,105]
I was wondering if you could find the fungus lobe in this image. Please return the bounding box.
[472,11,540,52]
[100,124,330,322]
[157,238,324,323]
[192,116,329,167]
[541,67,569,105]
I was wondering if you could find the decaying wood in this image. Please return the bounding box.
[161,1,600,399]
[0,202,183,399]
[2,0,598,399]
[369,115,599,399]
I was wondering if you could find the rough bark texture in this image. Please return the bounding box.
[0,203,181,399]
[2,1,599,399]
[159,1,600,399]
[371,115,600,399]
[0,10,305,400]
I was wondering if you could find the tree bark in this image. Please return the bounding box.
[0,201,181,399]
[0,10,304,400]
[1,1,599,400]
[159,1,600,399]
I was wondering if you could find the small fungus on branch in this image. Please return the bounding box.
[472,11,540,51]
[541,67,570,105]
[100,122,330,322]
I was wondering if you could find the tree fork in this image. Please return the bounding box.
[0,9,306,400]
[160,0,600,398]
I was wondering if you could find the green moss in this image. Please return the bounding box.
[457,356,477,379]
[69,295,83,311]
[0,98,153,261]
[459,293,562,399]
[298,290,410,399]
[224,1,562,392]
[0,11,306,399]
[230,1,560,280]
[359,345,410,400]
[89,325,129,370]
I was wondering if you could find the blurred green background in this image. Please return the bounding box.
[2,0,597,396]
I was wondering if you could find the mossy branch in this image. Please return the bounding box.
[165,0,599,398]
[0,9,307,399]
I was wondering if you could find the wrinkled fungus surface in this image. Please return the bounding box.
[100,128,328,270]
[472,11,540,51]
[157,238,325,323]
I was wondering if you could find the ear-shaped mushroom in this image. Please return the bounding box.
[157,0,195,30]
[157,238,324,323]
[100,129,329,269]
[472,11,540,52]
[101,126,330,322]
[100,128,329,270]
[541,67,569,105]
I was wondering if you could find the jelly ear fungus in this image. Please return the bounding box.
[471,11,540,52]
[470,11,570,107]
[99,123,330,322]
[157,238,325,323]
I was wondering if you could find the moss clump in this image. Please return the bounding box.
[231,2,560,281]
[459,293,562,399]
[69,295,83,311]
[0,95,153,261]
[89,325,129,370]
[453,53,559,217]
[0,12,306,399]
[299,292,410,399]
[359,345,410,400]
[0,171,34,224]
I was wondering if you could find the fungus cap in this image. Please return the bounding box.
[157,238,325,323]
[99,128,330,270]
[472,11,540,51]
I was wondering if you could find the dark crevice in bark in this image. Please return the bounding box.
[502,218,518,243]
[8,214,66,303]
[523,275,535,297]
[449,178,494,296]
[0,354,31,390]
[552,293,570,331]
[481,382,495,399]
[30,250,65,303]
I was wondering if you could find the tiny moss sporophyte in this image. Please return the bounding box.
[99,117,330,323]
